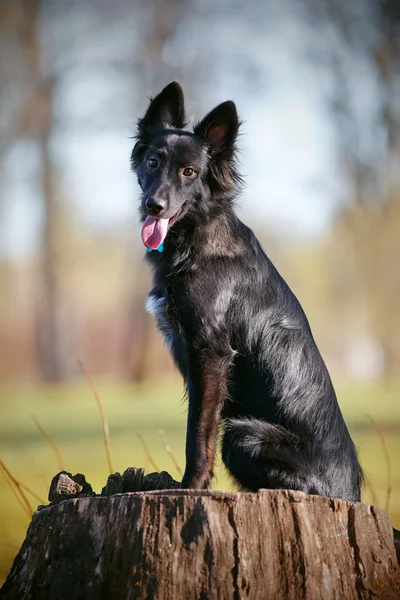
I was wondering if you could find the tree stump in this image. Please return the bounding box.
[1,485,400,599]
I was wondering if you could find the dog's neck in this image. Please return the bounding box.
[146,202,245,274]
[192,210,244,259]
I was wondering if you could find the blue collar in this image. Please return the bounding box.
[147,242,164,253]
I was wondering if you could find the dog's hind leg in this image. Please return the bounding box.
[221,435,275,491]
[221,418,317,494]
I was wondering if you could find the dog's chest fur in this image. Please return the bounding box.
[145,293,175,351]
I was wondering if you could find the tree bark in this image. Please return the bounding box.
[1,487,399,600]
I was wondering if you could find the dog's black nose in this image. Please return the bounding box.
[145,198,165,215]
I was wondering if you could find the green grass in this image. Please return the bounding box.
[0,377,399,584]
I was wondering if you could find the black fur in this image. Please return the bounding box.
[131,82,363,501]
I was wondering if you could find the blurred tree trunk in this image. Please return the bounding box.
[23,0,65,380]
[351,2,400,375]
[38,118,65,381]
[375,0,400,192]
[308,0,400,376]
[375,0,400,194]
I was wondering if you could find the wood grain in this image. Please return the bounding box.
[1,489,399,599]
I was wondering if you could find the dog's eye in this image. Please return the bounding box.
[182,167,194,177]
[148,158,159,168]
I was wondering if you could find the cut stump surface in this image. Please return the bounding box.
[1,488,399,599]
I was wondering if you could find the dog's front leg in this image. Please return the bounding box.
[180,350,231,489]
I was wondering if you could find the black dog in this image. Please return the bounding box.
[131,82,362,501]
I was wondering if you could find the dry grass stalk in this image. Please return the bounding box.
[366,414,392,513]
[0,459,45,505]
[32,416,65,471]
[137,433,160,472]
[159,429,183,477]
[78,360,114,475]
[363,476,378,507]
[0,467,31,518]
[0,460,34,516]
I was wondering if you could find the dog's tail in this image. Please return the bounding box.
[224,417,308,472]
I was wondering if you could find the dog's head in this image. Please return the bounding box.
[131,82,241,250]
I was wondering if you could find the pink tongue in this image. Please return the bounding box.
[141,216,169,249]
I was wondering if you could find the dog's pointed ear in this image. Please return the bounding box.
[193,101,242,195]
[193,101,239,154]
[139,82,186,131]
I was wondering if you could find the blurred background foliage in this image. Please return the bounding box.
[0,0,399,584]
